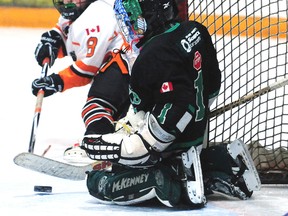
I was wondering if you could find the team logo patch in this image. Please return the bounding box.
[98,176,108,192]
[180,28,201,53]
[193,51,202,71]
[129,87,141,105]
[160,82,173,93]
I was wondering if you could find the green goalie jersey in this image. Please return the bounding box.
[129,21,222,153]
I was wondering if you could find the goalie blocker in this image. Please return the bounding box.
[86,139,260,207]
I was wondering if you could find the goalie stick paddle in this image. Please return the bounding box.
[14,152,112,181]
[28,58,50,153]
[209,76,288,118]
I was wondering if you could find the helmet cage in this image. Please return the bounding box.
[114,0,147,44]
[114,0,177,47]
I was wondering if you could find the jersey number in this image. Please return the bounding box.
[86,37,98,57]
[194,70,205,121]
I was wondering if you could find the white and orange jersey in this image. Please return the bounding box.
[52,0,132,91]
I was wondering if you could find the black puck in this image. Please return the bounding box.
[34,185,52,193]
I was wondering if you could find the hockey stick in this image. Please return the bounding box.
[28,58,50,153]
[14,152,112,180]
[209,77,288,118]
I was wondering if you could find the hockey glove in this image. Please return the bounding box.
[32,73,64,97]
[34,30,63,67]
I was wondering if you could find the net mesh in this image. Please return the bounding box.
[187,0,288,183]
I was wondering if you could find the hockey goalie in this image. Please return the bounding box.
[80,0,261,208]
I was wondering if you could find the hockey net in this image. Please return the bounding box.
[185,0,288,184]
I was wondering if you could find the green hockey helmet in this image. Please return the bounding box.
[53,0,95,21]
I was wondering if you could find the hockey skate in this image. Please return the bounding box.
[63,143,95,165]
[201,139,261,200]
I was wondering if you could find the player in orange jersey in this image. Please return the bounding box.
[31,0,138,163]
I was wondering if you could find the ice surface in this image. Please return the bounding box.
[0,27,287,216]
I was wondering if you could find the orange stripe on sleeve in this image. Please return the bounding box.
[58,67,92,91]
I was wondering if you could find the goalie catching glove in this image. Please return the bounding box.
[32,73,64,97]
[34,30,64,67]
[82,112,176,167]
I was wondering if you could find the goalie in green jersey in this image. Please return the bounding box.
[81,0,260,208]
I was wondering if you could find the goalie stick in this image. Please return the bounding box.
[14,152,112,181]
[209,76,288,118]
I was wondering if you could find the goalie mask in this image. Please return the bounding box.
[53,0,95,21]
[114,0,178,47]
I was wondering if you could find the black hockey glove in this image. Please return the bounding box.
[32,73,64,97]
[34,30,63,67]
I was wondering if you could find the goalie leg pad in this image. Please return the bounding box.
[227,139,261,192]
[86,164,182,207]
[201,139,261,200]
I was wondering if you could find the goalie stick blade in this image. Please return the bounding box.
[13,152,111,181]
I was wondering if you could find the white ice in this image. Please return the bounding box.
[0,27,287,216]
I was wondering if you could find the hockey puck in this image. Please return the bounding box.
[34,185,52,193]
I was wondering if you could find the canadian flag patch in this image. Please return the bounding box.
[85,26,100,35]
[160,82,174,93]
